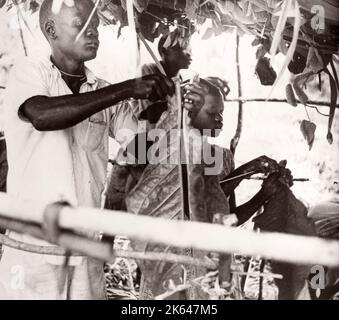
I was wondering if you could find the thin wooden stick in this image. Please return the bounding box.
[225,98,339,108]
[219,171,256,184]
[0,233,216,268]
[75,0,100,43]
[138,32,166,76]
[0,193,339,267]
[231,34,243,155]
[248,177,310,182]
[16,6,28,56]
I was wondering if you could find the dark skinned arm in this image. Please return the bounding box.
[20,74,174,131]
[220,155,280,197]
[233,168,294,226]
[233,189,268,226]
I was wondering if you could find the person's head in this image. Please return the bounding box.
[158,32,192,72]
[39,0,100,62]
[191,79,224,137]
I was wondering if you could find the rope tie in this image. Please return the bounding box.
[42,201,70,245]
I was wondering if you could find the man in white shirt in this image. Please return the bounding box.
[0,0,174,299]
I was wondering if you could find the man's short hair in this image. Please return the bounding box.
[39,0,54,36]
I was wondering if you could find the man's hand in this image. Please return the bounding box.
[260,172,284,200]
[259,167,294,200]
[130,74,174,101]
[182,82,208,121]
[248,155,280,174]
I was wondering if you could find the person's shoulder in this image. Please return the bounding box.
[10,55,52,78]
[13,55,48,69]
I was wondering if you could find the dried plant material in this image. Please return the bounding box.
[252,36,262,47]
[270,0,291,57]
[185,0,199,21]
[255,57,277,86]
[288,50,307,75]
[300,120,316,150]
[285,83,297,107]
[292,71,314,105]
[293,82,308,105]
[256,45,267,59]
[268,0,301,98]
[324,67,338,145]
[327,132,334,145]
[306,47,323,74]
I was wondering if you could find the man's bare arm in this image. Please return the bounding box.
[232,169,294,226]
[20,75,174,131]
[220,155,280,196]
[233,190,267,225]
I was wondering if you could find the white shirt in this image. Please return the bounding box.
[4,55,139,208]
[0,55,140,298]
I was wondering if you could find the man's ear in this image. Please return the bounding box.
[45,20,57,40]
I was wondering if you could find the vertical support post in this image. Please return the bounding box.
[231,34,243,155]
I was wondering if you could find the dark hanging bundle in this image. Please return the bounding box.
[255,57,277,86]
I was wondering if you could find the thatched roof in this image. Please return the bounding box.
[1,0,339,144]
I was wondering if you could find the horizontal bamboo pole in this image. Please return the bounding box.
[226,98,339,109]
[0,234,217,269]
[0,234,285,280]
[0,193,339,267]
[0,216,113,261]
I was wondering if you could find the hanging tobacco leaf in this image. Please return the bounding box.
[292,71,314,105]
[323,67,337,145]
[300,120,317,150]
[288,50,307,75]
[330,59,339,91]
[251,36,262,47]
[285,83,297,107]
[29,0,39,13]
[306,47,324,74]
[293,81,308,105]
[256,45,266,59]
[255,57,277,86]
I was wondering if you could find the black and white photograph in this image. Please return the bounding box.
[0,0,338,305]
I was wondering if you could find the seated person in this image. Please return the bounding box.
[104,31,193,211]
[308,199,339,299]
[109,78,283,299]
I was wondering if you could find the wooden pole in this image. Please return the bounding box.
[0,234,216,269]
[231,34,243,155]
[226,98,339,109]
[0,193,339,267]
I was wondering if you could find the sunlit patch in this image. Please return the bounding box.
[52,0,75,14]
